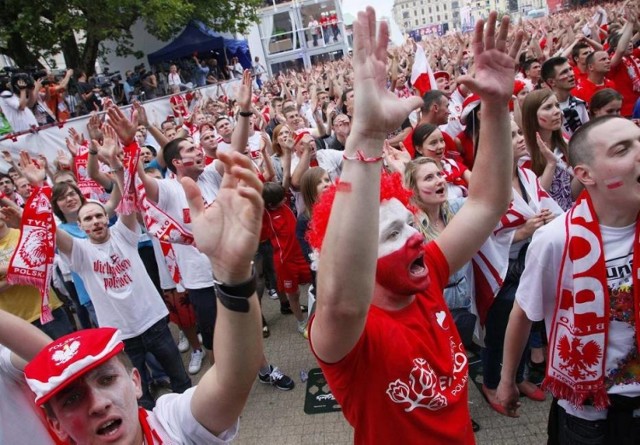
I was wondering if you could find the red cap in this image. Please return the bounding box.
[433,71,450,81]
[25,328,124,406]
[460,94,481,124]
[293,129,311,146]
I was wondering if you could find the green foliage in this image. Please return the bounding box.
[0,0,262,72]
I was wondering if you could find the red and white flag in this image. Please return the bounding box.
[411,44,438,96]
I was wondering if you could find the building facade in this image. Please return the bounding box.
[247,0,350,76]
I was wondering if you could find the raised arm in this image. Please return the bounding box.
[231,70,252,154]
[0,308,51,370]
[435,12,522,273]
[311,8,424,364]
[184,151,263,435]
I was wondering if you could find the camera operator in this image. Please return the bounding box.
[76,70,103,114]
[0,72,38,132]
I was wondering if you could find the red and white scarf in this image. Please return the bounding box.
[623,55,640,93]
[472,168,562,326]
[116,142,140,215]
[134,177,194,245]
[543,191,640,409]
[74,143,106,201]
[6,186,55,323]
[441,157,468,197]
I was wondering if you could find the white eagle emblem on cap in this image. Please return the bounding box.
[52,340,80,364]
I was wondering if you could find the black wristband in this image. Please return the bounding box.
[88,150,98,155]
[213,265,256,313]
[238,110,253,117]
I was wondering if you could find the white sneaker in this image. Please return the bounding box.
[188,349,204,374]
[268,288,279,300]
[297,319,308,339]
[177,331,189,353]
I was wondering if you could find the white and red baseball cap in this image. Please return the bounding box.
[293,129,311,147]
[460,94,481,125]
[24,328,124,406]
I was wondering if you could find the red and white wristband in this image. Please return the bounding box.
[342,150,384,163]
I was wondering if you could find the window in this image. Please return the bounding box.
[403,11,410,18]
[436,5,439,11]
[437,14,440,21]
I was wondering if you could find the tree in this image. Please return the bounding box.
[0,0,262,74]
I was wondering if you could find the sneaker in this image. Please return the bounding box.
[258,365,295,391]
[188,349,204,375]
[268,288,279,300]
[262,324,270,338]
[280,303,308,315]
[177,331,189,353]
[297,319,308,339]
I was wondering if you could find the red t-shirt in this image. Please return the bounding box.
[571,77,617,104]
[608,49,640,116]
[310,241,474,444]
[572,66,588,85]
[261,204,306,266]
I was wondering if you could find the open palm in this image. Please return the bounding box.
[181,152,263,284]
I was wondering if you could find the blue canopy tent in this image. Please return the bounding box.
[147,21,251,69]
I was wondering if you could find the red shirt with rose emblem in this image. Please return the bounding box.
[309,241,474,444]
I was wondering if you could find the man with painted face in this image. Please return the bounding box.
[307,8,520,444]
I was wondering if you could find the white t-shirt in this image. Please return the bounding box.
[0,346,56,444]
[168,73,182,87]
[517,218,640,420]
[156,169,223,290]
[64,220,168,339]
[217,132,261,156]
[0,92,38,132]
[150,387,238,443]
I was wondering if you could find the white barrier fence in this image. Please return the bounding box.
[0,78,243,172]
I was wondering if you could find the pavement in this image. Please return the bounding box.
[180,289,550,444]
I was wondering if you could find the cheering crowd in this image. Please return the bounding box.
[0,0,639,443]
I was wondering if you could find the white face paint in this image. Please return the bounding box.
[377,199,420,258]
[376,198,430,295]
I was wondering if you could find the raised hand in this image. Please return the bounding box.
[350,7,424,142]
[68,127,85,146]
[458,12,523,106]
[237,70,253,111]
[56,149,73,171]
[133,101,149,128]
[383,140,411,174]
[19,152,45,186]
[87,112,104,142]
[92,124,122,168]
[1,151,13,165]
[0,206,22,230]
[181,152,263,285]
[106,105,138,145]
[536,132,557,165]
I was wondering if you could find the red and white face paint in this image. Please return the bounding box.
[375,199,430,295]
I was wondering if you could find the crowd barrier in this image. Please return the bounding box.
[0,77,244,172]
